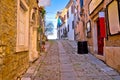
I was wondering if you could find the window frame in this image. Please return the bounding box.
[67,10,69,18]
[16,0,29,52]
[68,24,69,32]
[86,20,91,38]
[72,21,74,29]
[106,0,120,36]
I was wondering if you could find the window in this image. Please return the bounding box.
[86,21,91,32]
[19,6,25,45]
[30,8,36,23]
[107,0,120,35]
[16,0,29,52]
[68,25,69,32]
[32,13,35,21]
[72,21,74,29]
[80,0,84,8]
[67,11,69,18]
[71,5,74,14]
[86,21,91,38]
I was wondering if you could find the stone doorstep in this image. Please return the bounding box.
[95,54,105,61]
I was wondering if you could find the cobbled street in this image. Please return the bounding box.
[22,40,120,80]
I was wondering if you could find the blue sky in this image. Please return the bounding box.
[45,0,69,39]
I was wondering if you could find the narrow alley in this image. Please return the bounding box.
[22,40,120,80]
[1,0,120,80]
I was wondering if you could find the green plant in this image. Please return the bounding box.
[39,7,46,18]
[38,26,43,33]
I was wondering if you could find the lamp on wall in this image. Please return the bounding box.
[80,11,83,16]
[33,7,37,12]
[80,8,84,16]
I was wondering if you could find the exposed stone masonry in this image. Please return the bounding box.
[0,0,39,79]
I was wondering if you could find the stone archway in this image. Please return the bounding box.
[29,8,38,62]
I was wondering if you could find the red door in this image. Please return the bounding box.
[97,20,104,55]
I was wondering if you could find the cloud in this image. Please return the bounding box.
[39,0,51,7]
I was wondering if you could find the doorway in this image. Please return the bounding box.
[96,19,104,55]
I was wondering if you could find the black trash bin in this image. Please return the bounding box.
[77,41,88,54]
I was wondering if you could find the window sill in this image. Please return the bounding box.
[16,46,29,52]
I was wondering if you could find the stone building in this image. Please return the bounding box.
[29,0,40,62]
[83,0,120,72]
[75,0,86,41]
[74,0,88,54]
[0,0,41,79]
[74,0,80,40]
[56,9,68,39]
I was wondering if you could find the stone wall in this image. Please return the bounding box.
[1,52,29,80]
[0,0,31,79]
[104,0,120,72]
[105,47,120,72]
[105,0,120,47]
[105,35,120,47]
[84,0,120,72]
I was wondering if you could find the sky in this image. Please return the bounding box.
[45,0,69,39]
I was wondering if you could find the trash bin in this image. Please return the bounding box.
[77,41,88,54]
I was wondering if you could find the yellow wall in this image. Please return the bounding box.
[0,0,39,79]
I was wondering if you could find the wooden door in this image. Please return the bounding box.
[97,20,104,55]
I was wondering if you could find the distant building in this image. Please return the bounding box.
[66,0,75,40]
[56,0,75,40]
[56,10,67,39]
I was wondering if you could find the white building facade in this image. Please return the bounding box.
[57,0,75,40]
[66,5,75,40]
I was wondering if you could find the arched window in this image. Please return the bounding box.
[30,9,36,22]
[32,13,35,21]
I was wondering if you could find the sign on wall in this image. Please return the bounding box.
[86,21,91,38]
[86,21,91,32]
[99,12,106,38]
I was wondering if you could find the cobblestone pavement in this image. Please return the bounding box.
[21,40,120,80]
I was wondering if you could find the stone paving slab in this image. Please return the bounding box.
[77,75,113,80]
[60,64,74,72]
[61,71,77,80]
